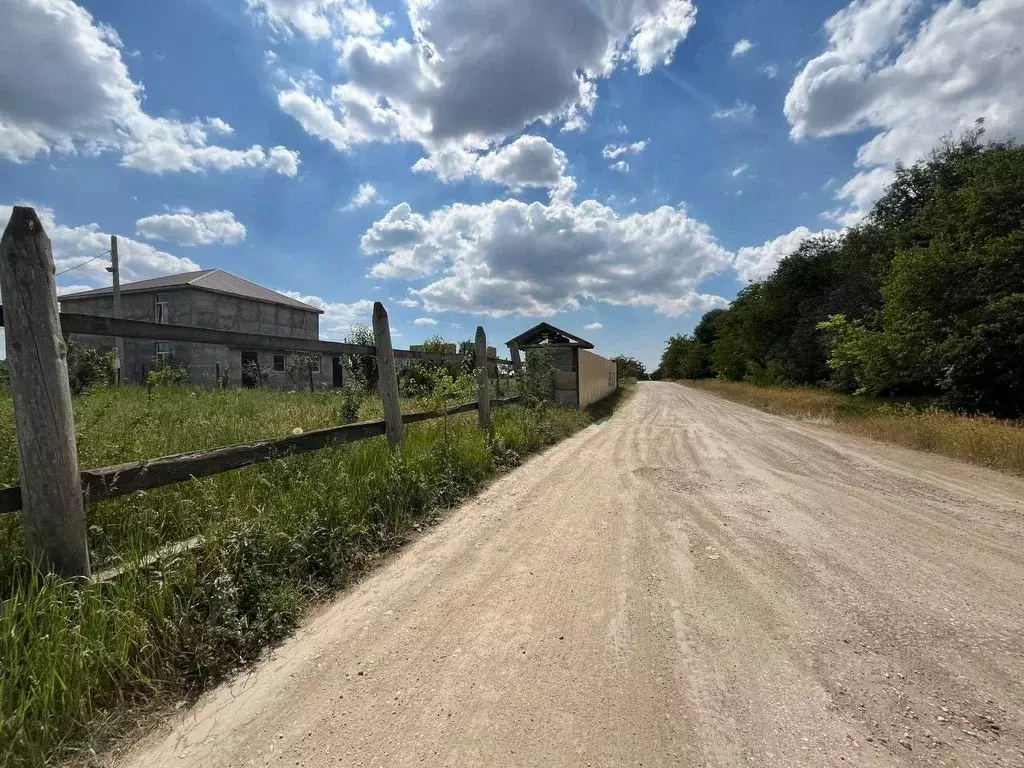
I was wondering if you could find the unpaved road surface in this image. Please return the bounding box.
[115,382,1024,767]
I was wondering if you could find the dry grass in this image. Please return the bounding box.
[682,379,1024,476]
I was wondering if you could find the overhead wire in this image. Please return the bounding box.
[55,249,110,276]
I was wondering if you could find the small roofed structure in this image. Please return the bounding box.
[506,322,595,352]
[507,322,616,407]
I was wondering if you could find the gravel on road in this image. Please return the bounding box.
[113,382,1024,768]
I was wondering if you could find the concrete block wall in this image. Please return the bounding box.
[60,287,327,388]
[578,349,618,407]
[239,350,335,391]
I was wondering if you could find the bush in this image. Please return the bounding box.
[399,361,437,398]
[285,351,318,391]
[521,348,555,407]
[146,354,189,388]
[336,384,363,424]
[66,341,116,394]
[342,325,377,392]
[610,355,646,381]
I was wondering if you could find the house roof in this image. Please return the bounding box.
[59,269,324,314]
[506,322,594,350]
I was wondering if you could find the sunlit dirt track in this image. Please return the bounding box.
[114,382,1024,768]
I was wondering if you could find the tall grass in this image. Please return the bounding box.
[0,386,592,767]
[683,379,1024,476]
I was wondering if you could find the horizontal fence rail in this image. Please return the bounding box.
[0,397,520,515]
[0,306,514,365]
[1,205,517,576]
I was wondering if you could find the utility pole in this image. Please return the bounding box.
[108,235,123,383]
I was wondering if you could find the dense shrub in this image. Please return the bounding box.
[146,353,190,388]
[66,341,117,394]
[662,127,1024,417]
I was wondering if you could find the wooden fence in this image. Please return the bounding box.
[0,205,520,578]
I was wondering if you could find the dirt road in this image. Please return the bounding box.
[115,382,1024,768]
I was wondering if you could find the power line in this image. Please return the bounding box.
[56,249,110,276]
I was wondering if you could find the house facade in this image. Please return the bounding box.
[60,270,345,390]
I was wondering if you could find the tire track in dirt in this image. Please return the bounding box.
[112,382,1024,768]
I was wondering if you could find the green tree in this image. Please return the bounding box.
[343,324,377,391]
[665,126,1024,417]
[660,335,709,380]
[818,133,1024,414]
[610,355,646,381]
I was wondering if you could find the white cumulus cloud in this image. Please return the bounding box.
[135,208,247,246]
[361,198,733,317]
[345,182,382,210]
[412,317,438,326]
[247,0,389,40]
[278,291,374,338]
[731,39,754,57]
[734,226,840,282]
[413,135,575,201]
[584,322,604,331]
[0,0,300,175]
[601,141,647,160]
[786,0,1024,224]
[2,202,201,287]
[272,0,697,180]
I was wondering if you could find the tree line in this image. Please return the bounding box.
[656,126,1024,418]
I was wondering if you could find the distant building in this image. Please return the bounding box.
[506,322,617,407]
[59,269,346,389]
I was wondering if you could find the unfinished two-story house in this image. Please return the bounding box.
[60,270,344,389]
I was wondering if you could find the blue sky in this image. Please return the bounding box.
[3,0,1021,369]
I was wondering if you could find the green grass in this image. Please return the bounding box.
[0,385,595,768]
[682,379,1024,476]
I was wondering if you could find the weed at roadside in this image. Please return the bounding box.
[0,387,593,768]
[682,379,1024,476]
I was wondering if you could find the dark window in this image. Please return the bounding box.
[155,294,168,324]
[273,354,285,372]
[310,355,320,373]
[155,342,170,360]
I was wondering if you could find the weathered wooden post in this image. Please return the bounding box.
[0,207,91,577]
[475,326,491,434]
[372,301,404,448]
[509,343,523,375]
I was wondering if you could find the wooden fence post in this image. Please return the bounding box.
[372,302,404,448]
[0,207,91,577]
[476,326,491,435]
[509,343,523,375]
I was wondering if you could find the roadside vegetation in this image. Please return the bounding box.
[610,355,648,382]
[655,127,1024,471]
[685,379,1024,476]
[0,340,610,768]
[656,126,1023,417]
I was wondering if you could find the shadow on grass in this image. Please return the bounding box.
[586,381,636,424]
